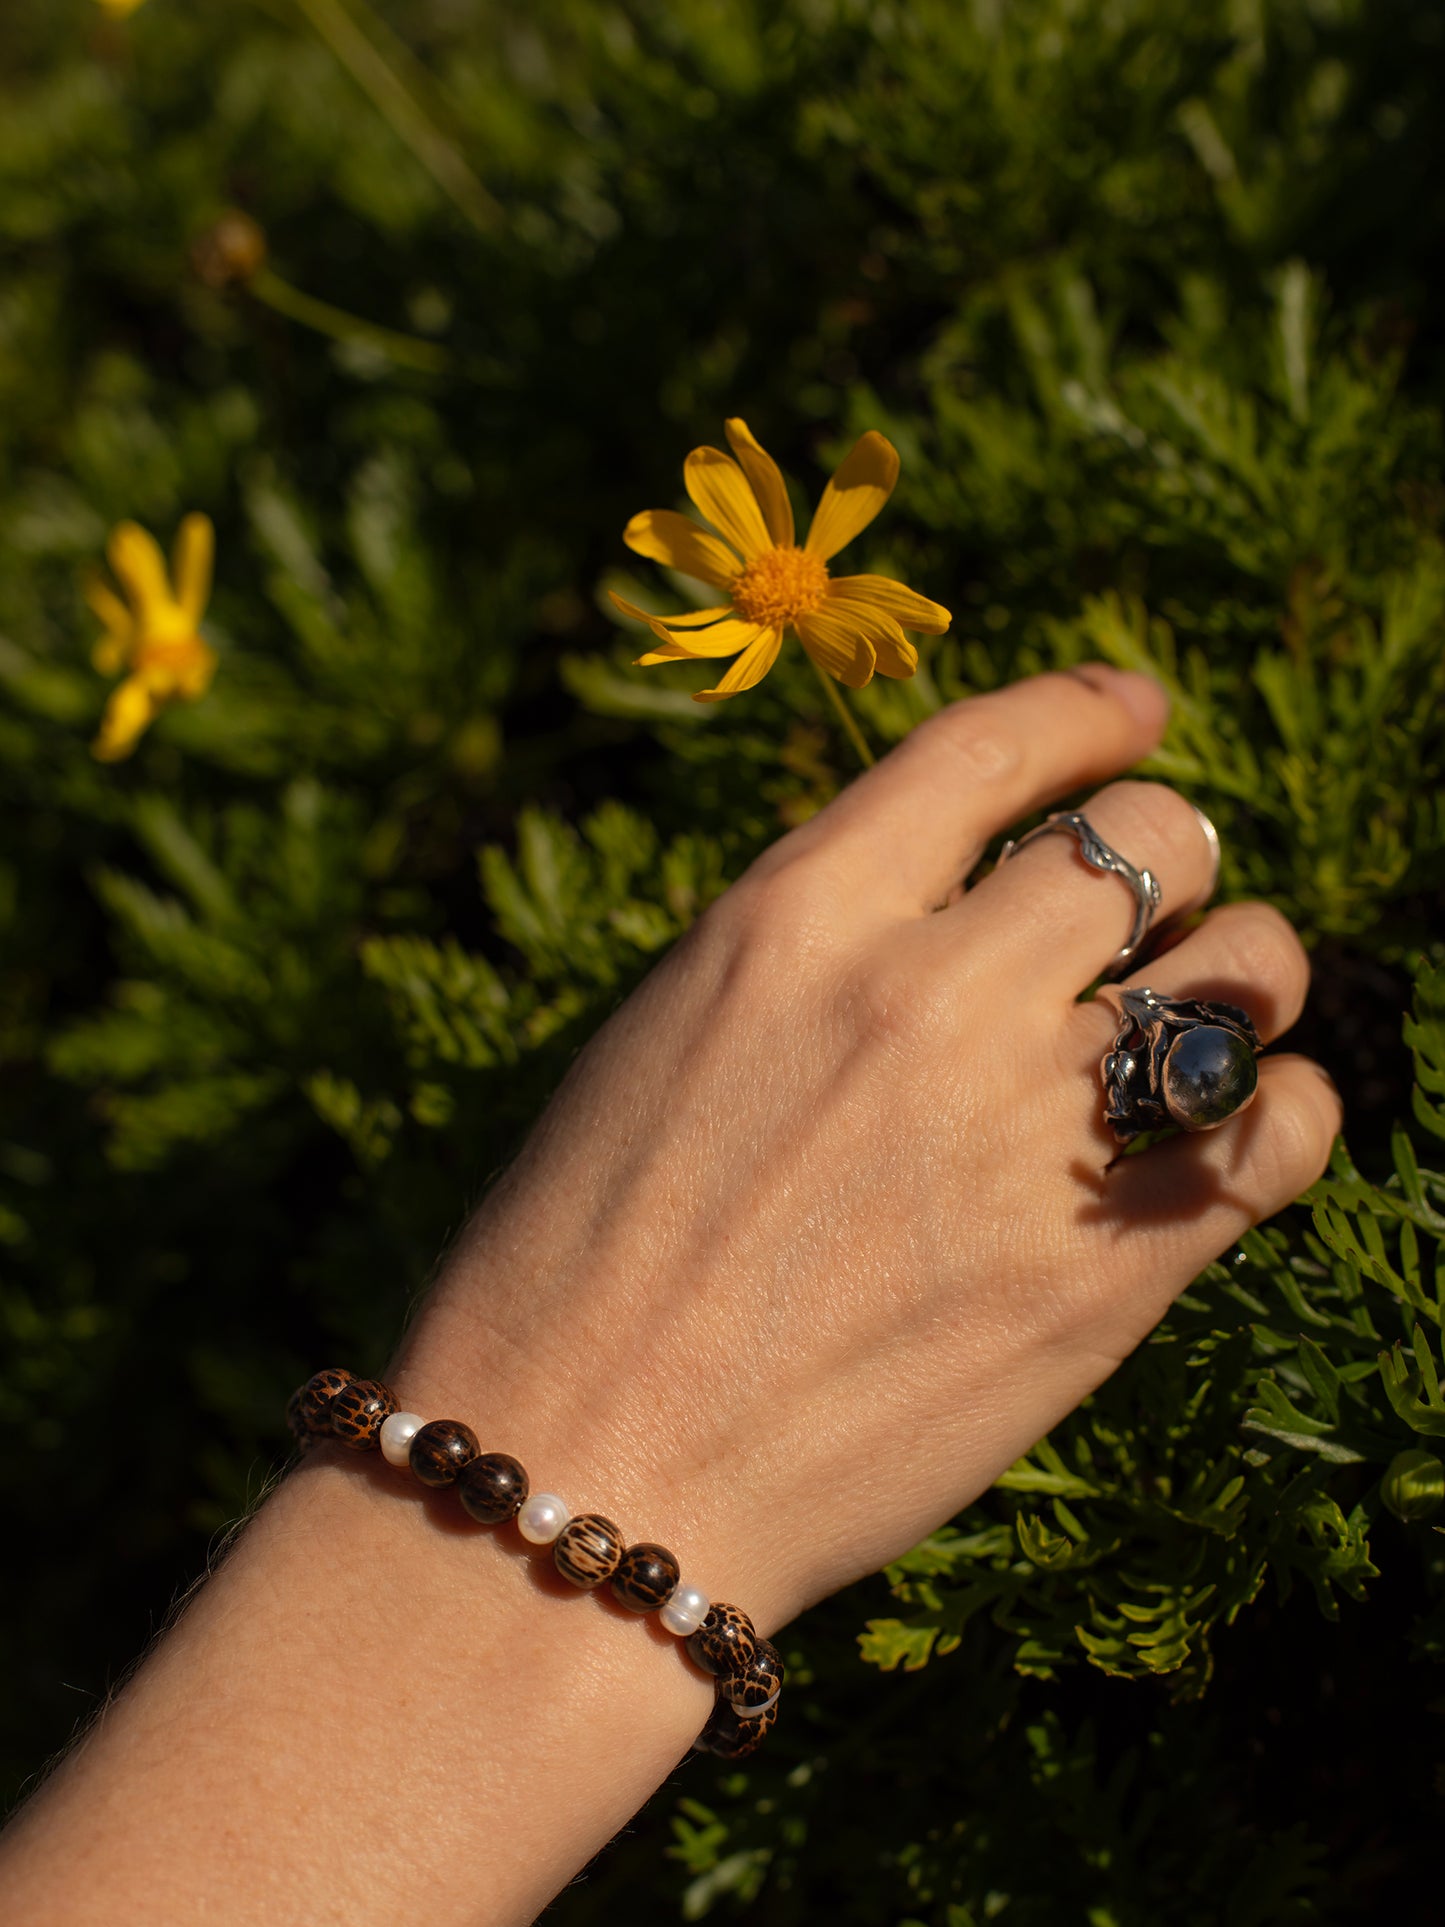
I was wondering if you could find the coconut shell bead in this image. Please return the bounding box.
[286,1385,321,1452]
[698,1693,777,1761]
[686,1602,757,1678]
[329,1378,398,1450]
[409,1418,478,1487]
[298,1366,353,1432]
[553,1514,624,1589]
[721,1637,783,1712]
[457,1452,529,1524]
[610,1542,681,1612]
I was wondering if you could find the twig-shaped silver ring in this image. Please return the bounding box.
[997,811,1163,979]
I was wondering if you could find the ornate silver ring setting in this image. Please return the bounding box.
[998,811,1163,978]
[1102,987,1261,1145]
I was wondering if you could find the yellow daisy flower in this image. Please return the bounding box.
[611,418,951,703]
[88,516,217,762]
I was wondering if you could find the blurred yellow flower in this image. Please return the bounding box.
[96,0,148,15]
[612,418,950,702]
[88,516,217,762]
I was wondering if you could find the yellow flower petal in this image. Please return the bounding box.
[693,626,784,702]
[107,521,175,622]
[172,513,214,625]
[608,590,735,631]
[724,419,794,548]
[684,447,773,562]
[804,431,900,562]
[794,608,878,689]
[85,576,134,664]
[623,509,742,589]
[825,573,951,635]
[637,615,776,663]
[851,609,918,679]
[92,674,160,761]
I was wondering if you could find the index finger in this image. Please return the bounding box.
[782,665,1170,915]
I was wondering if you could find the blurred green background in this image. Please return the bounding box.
[4,0,1445,1918]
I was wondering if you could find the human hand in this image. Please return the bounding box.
[0,665,1343,1927]
[398,665,1340,1635]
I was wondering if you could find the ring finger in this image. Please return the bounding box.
[1067,898,1313,1165]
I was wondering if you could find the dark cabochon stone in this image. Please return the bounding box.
[457,1452,529,1524]
[1162,1024,1258,1130]
[409,1419,479,1487]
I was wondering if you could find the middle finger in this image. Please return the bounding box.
[942,778,1220,997]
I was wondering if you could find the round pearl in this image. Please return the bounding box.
[659,1583,710,1638]
[379,1412,425,1468]
[517,1493,569,1545]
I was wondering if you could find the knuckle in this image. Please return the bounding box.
[1212,901,1307,990]
[1248,1083,1336,1199]
[1089,779,1214,905]
[853,947,959,1051]
[907,703,1026,792]
[1095,778,1199,849]
[709,858,843,965]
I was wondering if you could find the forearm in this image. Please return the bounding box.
[0,1350,719,1927]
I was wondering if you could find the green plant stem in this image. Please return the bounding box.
[291,0,502,237]
[251,267,450,374]
[808,652,875,769]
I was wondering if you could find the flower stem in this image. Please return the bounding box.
[251,268,450,374]
[808,654,875,769]
[290,0,502,238]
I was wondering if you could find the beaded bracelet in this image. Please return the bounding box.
[285,1368,781,1760]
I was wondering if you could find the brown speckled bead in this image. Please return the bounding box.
[685,1602,757,1678]
[457,1452,529,1524]
[285,1385,319,1451]
[697,1692,777,1760]
[610,1542,681,1612]
[553,1514,624,1589]
[721,1637,783,1711]
[299,1367,353,1432]
[409,1418,479,1487]
[329,1378,398,1450]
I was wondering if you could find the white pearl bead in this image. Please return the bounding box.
[735,1686,780,1720]
[659,1583,710,1638]
[379,1412,425,1467]
[517,1493,569,1545]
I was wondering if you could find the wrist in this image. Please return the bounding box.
[392,1277,809,1638]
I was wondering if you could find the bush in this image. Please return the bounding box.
[3,0,1444,1916]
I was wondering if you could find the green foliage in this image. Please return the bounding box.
[3,0,1445,1917]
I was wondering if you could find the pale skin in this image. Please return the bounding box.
[0,665,1341,1926]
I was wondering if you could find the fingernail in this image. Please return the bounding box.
[1075,661,1170,735]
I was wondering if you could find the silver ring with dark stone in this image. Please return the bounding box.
[997,811,1163,979]
[1101,987,1261,1145]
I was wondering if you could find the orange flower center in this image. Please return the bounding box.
[729,545,829,628]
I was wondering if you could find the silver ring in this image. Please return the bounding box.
[997,811,1162,979]
[1189,803,1221,902]
[1101,987,1261,1144]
